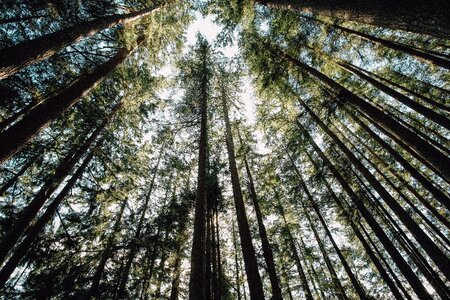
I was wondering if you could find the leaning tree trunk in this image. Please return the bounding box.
[0,148,95,287]
[256,0,450,39]
[0,41,141,163]
[221,95,265,300]
[297,121,433,299]
[0,151,41,195]
[0,5,159,79]
[0,102,121,265]
[346,108,450,211]
[274,47,450,182]
[299,98,450,281]
[244,157,283,300]
[337,61,450,130]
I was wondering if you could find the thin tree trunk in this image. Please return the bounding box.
[232,223,243,300]
[302,15,450,70]
[0,6,159,79]
[0,40,141,164]
[221,95,265,300]
[0,152,39,195]
[297,121,432,299]
[256,0,450,39]
[80,198,128,299]
[214,197,222,300]
[205,204,212,300]
[275,48,450,182]
[116,151,162,299]
[277,202,314,300]
[0,102,121,265]
[298,97,450,280]
[346,108,450,211]
[243,157,283,300]
[0,149,95,287]
[338,61,450,130]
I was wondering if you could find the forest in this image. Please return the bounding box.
[0,0,449,299]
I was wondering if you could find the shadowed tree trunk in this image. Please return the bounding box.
[0,41,142,163]
[0,151,41,195]
[0,5,159,79]
[296,121,433,299]
[221,93,265,300]
[256,0,450,39]
[0,102,121,265]
[298,98,450,281]
[243,157,283,300]
[0,148,95,287]
[274,47,450,182]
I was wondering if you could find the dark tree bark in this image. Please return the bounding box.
[256,0,450,39]
[221,95,265,300]
[0,152,40,195]
[346,109,450,211]
[0,149,95,287]
[275,48,450,182]
[299,98,450,281]
[302,15,450,70]
[0,43,139,164]
[338,61,450,130]
[277,201,314,300]
[243,157,283,300]
[115,152,162,299]
[0,102,121,265]
[232,224,243,300]
[0,6,158,79]
[81,198,128,300]
[188,49,209,300]
[296,121,433,299]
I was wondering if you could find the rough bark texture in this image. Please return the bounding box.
[257,0,450,39]
[0,6,157,79]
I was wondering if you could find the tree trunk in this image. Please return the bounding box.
[0,149,95,287]
[277,202,314,300]
[346,108,450,211]
[188,53,209,300]
[221,95,265,300]
[232,223,243,300]
[256,0,450,39]
[0,102,121,265]
[0,40,141,164]
[116,152,162,299]
[338,61,450,130]
[0,6,158,79]
[297,121,433,299]
[243,157,283,300]
[0,152,40,195]
[299,99,450,281]
[83,198,128,299]
[302,15,450,70]
[276,48,450,182]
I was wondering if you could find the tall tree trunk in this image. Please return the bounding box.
[302,15,450,70]
[0,40,140,164]
[296,121,433,299]
[337,61,450,130]
[299,99,450,281]
[0,102,121,265]
[256,0,450,39]
[0,151,40,195]
[205,204,212,300]
[287,151,368,299]
[277,202,314,300]
[82,198,128,299]
[116,152,162,299]
[0,148,95,287]
[346,108,450,211]
[221,96,265,300]
[0,6,159,79]
[243,157,283,300]
[188,53,209,300]
[275,48,450,182]
[214,197,222,300]
[232,223,243,300]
